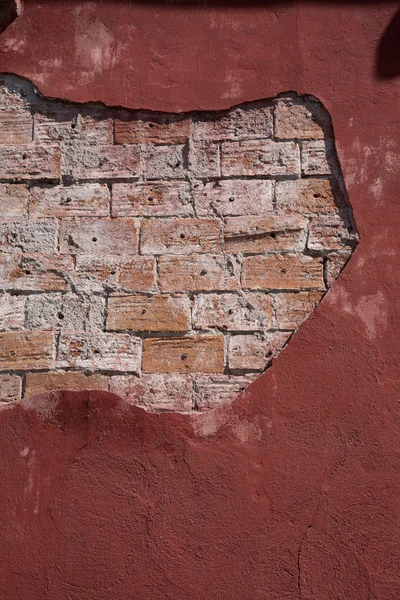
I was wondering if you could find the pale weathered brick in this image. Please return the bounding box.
[0,220,58,253]
[64,144,140,180]
[274,291,324,330]
[228,332,291,371]
[30,183,109,218]
[274,98,328,140]
[25,371,109,397]
[142,145,186,179]
[308,214,355,252]
[193,374,257,410]
[194,179,273,217]
[57,333,141,373]
[74,255,156,293]
[112,182,193,217]
[242,254,324,291]
[143,335,224,373]
[275,179,339,215]
[34,108,113,145]
[188,141,220,178]
[0,293,25,330]
[141,218,221,255]
[115,114,191,145]
[0,331,54,370]
[0,184,28,217]
[110,374,193,412]
[326,250,352,288]
[193,105,273,141]
[0,253,73,292]
[301,140,331,175]
[221,140,300,177]
[158,254,240,292]
[0,109,32,144]
[224,215,307,253]
[0,145,61,180]
[107,295,190,332]
[25,293,105,332]
[60,218,138,255]
[0,374,22,402]
[192,293,273,331]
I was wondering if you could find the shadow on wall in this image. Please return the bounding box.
[376,8,400,79]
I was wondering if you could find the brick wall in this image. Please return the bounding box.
[0,75,358,411]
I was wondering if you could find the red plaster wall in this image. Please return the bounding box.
[0,2,400,599]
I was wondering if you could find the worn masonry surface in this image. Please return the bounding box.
[0,74,358,411]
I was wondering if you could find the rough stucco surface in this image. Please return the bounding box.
[0,2,400,599]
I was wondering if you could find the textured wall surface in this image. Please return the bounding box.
[0,2,399,600]
[0,77,357,409]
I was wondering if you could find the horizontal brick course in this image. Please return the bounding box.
[0,145,61,181]
[228,332,291,371]
[275,179,339,214]
[274,291,324,330]
[143,335,225,373]
[30,183,110,218]
[60,218,139,255]
[192,293,273,331]
[242,254,324,291]
[158,254,240,292]
[25,371,109,396]
[142,144,186,180]
[0,184,28,217]
[220,141,300,177]
[193,374,257,410]
[194,179,273,217]
[110,373,193,412]
[0,109,32,145]
[274,98,327,140]
[107,295,191,332]
[112,182,193,217]
[301,140,332,175]
[223,215,307,253]
[141,218,221,255]
[0,253,73,292]
[0,219,58,253]
[64,144,140,180]
[115,115,191,145]
[0,331,54,370]
[75,255,156,293]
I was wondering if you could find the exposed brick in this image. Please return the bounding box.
[25,293,105,332]
[242,254,324,291]
[326,250,352,288]
[0,293,25,330]
[25,371,109,397]
[274,291,324,330]
[194,179,273,217]
[115,114,191,145]
[228,332,291,371]
[0,253,73,292]
[0,374,22,402]
[188,141,220,178]
[274,98,329,140]
[107,295,190,332]
[112,182,193,217]
[64,144,140,180]
[143,335,224,373]
[0,219,58,253]
[158,254,240,292]
[193,105,273,141]
[275,179,339,215]
[224,215,307,253]
[301,140,332,175]
[57,333,141,373]
[193,374,257,410]
[0,145,61,181]
[0,109,32,144]
[34,109,113,145]
[0,331,54,370]
[220,140,300,177]
[192,293,273,331]
[308,214,356,252]
[0,184,28,217]
[60,218,138,255]
[110,374,193,412]
[74,255,156,293]
[142,145,186,179]
[141,218,221,255]
[30,183,109,218]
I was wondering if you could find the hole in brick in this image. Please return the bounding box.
[94,349,100,354]
[281,268,287,273]
[314,193,321,198]
[229,197,235,202]
[180,233,185,239]
[200,269,208,276]
[92,237,97,242]
[270,233,277,239]
[228,309,233,315]
[148,196,153,202]
[9,351,15,357]
[141,309,146,315]
[22,153,27,160]
[149,388,155,394]
[71,123,76,129]
[110,270,116,275]
[57,312,64,320]
[25,270,31,275]
[181,354,187,361]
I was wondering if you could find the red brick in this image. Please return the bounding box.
[326,250,353,288]
[141,218,221,255]
[301,140,331,175]
[112,182,193,217]
[188,141,220,178]
[193,374,257,410]
[110,374,193,412]
[107,295,190,332]
[0,331,55,370]
[34,108,113,145]
[115,114,191,144]
[0,184,28,217]
[74,255,156,293]
[224,215,307,253]
[274,98,329,140]
[59,218,138,255]
[193,105,272,141]
[24,371,109,397]
[158,254,240,292]
[274,291,324,330]
[228,332,291,371]
[192,293,273,331]
[275,179,339,214]
[220,140,300,177]
[30,183,109,217]
[0,253,73,292]
[57,333,142,373]
[0,375,22,402]
[0,109,32,144]
[0,145,61,180]
[242,254,324,291]
[308,214,356,252]
[64,144,140,180]
[142,145,186,179]
[143,335,224,373]
[194,179,273,217]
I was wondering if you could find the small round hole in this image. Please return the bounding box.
[149,388,155,394]
[180,233,185,239]
[181,354,187,361]
[110,270,116,275]
[281,268,287,274]
[94,349,100,354]
[200,269,208,276]
[22,153,27,160]
[57,312,64,320]
[25,270,31,275]
[92,237,97,242]
[229,197,235,202]
[314,193,321,198]
[9,350,15,357]
[228,309,233,315]
[270,233,276,239]
[65,197,72,204]
[141,309,146,315]
[147,196,153,202]
[71,123,76,130]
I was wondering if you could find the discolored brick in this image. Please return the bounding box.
[143,335,224,373]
